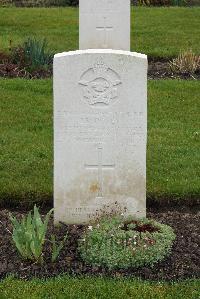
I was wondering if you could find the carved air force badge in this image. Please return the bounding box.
[79,59,122,106]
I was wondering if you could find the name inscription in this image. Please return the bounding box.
[55,111,146,145]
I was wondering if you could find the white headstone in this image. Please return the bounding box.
[54,49,147,224]
[79,0,130,50]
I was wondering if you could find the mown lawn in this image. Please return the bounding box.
[0,7,200,57]
[0,78,199,207]
[0,276,199,299]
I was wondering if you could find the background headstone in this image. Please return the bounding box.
[54,49,147,224]
[79,0,130,50]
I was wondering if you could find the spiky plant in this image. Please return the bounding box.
[10,205,53,263]
[169,50,200,75]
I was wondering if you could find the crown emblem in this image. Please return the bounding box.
[79,59,122,107]
[93,60,108,76]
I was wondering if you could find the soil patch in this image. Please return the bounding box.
[0,60,199,80]
[0,206,199,281]
[122,220,160,233]
[0,63,52,79]
[148,59,200,80]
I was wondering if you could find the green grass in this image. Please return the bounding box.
[0,276,199,299]
[0,78,199,207]
[147,80,200,203]
[0,7,200,57]
[0,79,53,207]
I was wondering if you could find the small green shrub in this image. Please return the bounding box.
[10,205,53,263]
[169,50,200,75]
[79,216,176,270]
[11,38,53,71]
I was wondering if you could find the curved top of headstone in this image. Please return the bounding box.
[54,49,147,61]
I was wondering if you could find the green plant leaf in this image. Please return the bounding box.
[9,205,53,264]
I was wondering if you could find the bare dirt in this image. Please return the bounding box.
[0,59,199,80]
[0,206,199,281]
[148,58,200,80]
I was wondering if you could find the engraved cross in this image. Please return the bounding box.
[85,144,115,198]
[96,17,113,48]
